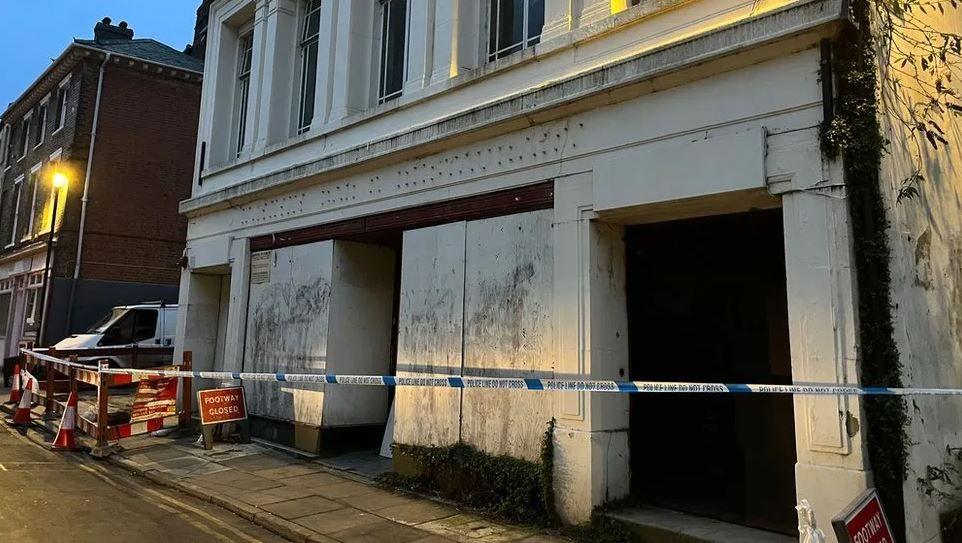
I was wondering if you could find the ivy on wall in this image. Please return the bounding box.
[821,0,910,538]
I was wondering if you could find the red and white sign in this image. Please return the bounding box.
[130,377,178,422]
[833,489,895,543]
[197,387,248,425]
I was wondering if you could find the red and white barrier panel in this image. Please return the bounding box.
[106,414,180,440]
[76,414,98,438]
[108,370,178,387]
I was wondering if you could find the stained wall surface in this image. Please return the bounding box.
[244,241,332,425]
[394,210,555,460]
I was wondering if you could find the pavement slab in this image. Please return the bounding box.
[220,475,284,491]
[296,506,379,534]
[375,500,460,525]
[261,495,344,519]
[264,483,321,500]
[283,470,348,487]
[328,518,431,543]
[418,514,536,543]
[234,489,294,507]
[255,463,324,480]
[340,488,417,511]
[222,453,294,472]
[312,479,381,499]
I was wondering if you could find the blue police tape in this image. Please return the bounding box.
[92,367,962,396]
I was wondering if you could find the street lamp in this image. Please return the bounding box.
[37,169,68,347]
[52,172,68,189]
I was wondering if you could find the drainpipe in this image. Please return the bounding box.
[64,52,110,336]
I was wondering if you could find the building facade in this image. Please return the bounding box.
[0,18,203,354]
[179,0,961,540]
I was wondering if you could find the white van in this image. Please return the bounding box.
[53,303,177,368]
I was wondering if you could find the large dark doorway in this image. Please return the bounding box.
[626,209,796,535]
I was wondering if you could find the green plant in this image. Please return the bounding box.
[379,419,559,526]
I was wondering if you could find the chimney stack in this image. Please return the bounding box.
[94,17,134,43]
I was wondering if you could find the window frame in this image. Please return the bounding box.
[0,290,10,340]
[7,175,24,248]
[23,163,42,241]
[376,0,409,105]
[0,124,8,169]
[52,76,71,134]
[131,309,160,344]
[234,28,255,157]
[23,283,41,328]
[296,0,322,134]
[486,0,545,62]
[18,114,31,159]
[33,96,49,149]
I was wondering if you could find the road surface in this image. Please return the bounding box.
[0,419,289,542]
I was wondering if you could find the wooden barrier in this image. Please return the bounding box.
[19,348,193,457]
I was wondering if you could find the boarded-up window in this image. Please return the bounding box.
[394,209,554,460]
[0,293,10,337]
[243,240,396,431]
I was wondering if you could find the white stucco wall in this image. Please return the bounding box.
[876,9,962,542]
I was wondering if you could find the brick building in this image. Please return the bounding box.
[0,18,203,355]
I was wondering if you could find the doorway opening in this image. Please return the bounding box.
[626,209,796,535]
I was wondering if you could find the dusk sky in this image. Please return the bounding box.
[0,1,200,109]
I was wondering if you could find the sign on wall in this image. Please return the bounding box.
[250,251,272,284]
[832,489,895,543]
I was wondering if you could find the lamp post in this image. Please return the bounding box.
[36,171,67,347]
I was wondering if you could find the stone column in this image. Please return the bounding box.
[220,238,251,374]
[241,0,270,155]
[329,1,377,121]
[580,0,612,28]
[254,0,297,150]
[551,173,631,523]
[542,0,578,42]
[767,127,872,541]
[312,0,338,126]
[430,0,480,86]
[406,0,436,93]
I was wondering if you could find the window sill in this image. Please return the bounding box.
[50,127,63,137]
[33,141,44,150]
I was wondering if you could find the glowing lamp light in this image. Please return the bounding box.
[52,171,68,189]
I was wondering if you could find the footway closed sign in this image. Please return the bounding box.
[198,387,248,425]
[833,489,895,543]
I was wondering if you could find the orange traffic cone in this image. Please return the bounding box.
[51,391,80,451]
[7,364,21,404]
[11,377,33,426]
